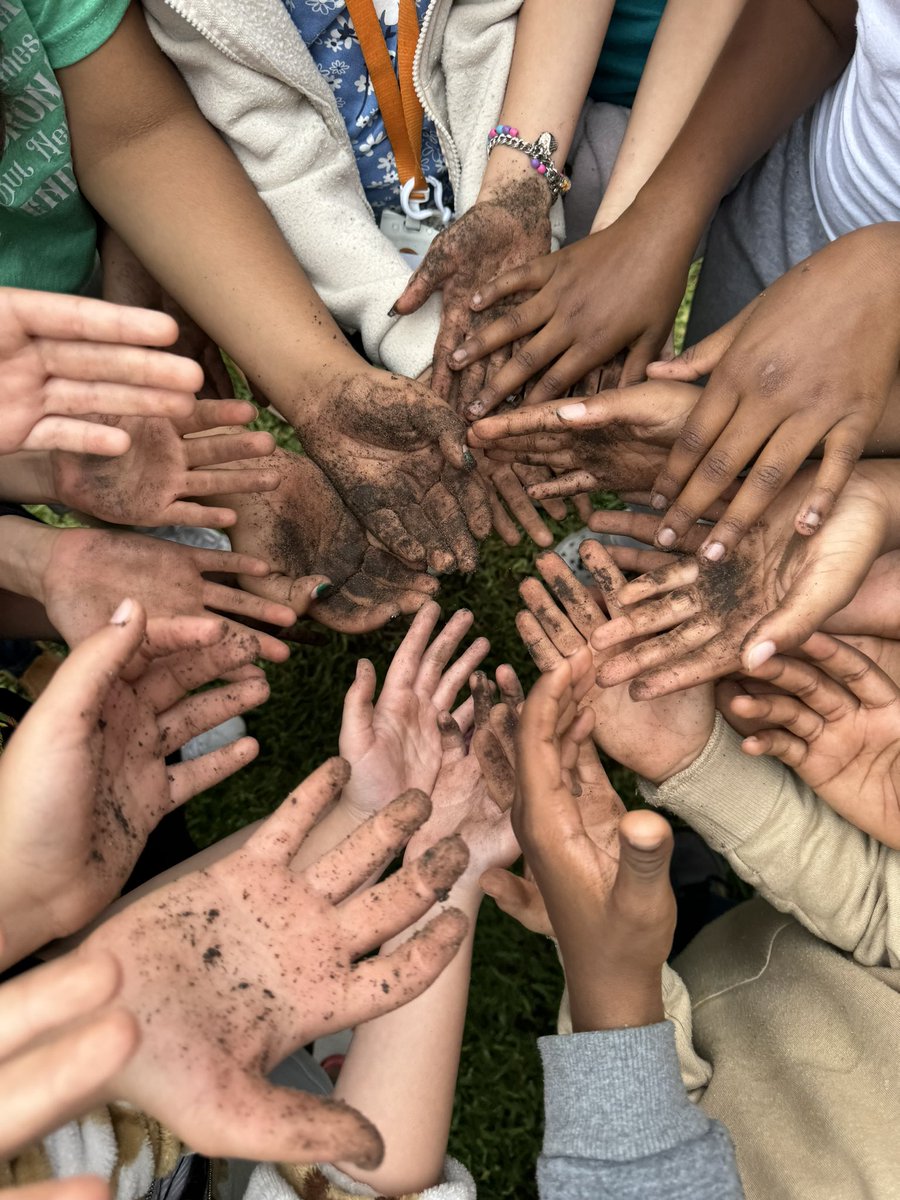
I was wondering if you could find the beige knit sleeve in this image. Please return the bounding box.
[640,714,900,968]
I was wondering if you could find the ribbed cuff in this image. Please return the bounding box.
[539,1022,710,1162]
[638,714,788,852]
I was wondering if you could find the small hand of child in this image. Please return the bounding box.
[86,764,470,1168]
[647,226,900,559]
[513,651,676,1032]
[0,602,266,965]
[718,632,900,848]
[0,286,200,457]
[51,400,278,528]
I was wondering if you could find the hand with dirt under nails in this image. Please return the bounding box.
[446,205,695,419]
[84,760,470,1169]
[390,176,552,410]
[510,653,677,1032]
[0,950,138,1186]
[515,546,714,783]
[51,400,279,529]
[0,602,267,967]
[717,633,900,850]
[585,460,900,697]
[646,225,900,561]
[0,285,201,457]
[295,370,491,572]
[223,449,441,633]
[22,524,296,664]
[469,380,701,502]
[336,602,490,825]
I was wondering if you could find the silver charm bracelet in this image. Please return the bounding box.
[486,126,571,202]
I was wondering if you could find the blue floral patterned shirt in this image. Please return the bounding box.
[282,0,452,218]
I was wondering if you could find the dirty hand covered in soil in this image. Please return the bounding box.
[390,176,552,409]
[0,607,266,964]
[585,464,893,696]
[294,370,491,574]
[51,401,279,529]
[468,380,701,502]
[84,759,470,1167]
[224,448,441,633]
[39,526,294,663]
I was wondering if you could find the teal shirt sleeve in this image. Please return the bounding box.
[590,0,666,109]
[24,0,131,70]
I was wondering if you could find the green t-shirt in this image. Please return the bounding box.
[590,0,666,109]
[0,0,129,293]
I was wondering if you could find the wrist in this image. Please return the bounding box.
[0,517,59,604]
[283,355,379,432]
[847,461,900,554]
[0,450,57,504]
[566,964,665,1033]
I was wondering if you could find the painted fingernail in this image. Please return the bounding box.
[702,541,725,562]
[471,292,483,307]
[650,492,667,511]
[745,640,776,671]
[110,597,134,625]
[387,305,398,318]
[313,582,333,599]
[463,447,476,469]
[657,527,676,548]
[452,348,468,364]
[557,402,586,420]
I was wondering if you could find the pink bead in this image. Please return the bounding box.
[537,163,547,174]
[509,127,518,137]
[489,128,497,138]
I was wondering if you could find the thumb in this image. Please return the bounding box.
[739,567,859,673]
[389,252,444,317]
[646,297,762,381]
[613,810,674,913]
[418,396,473,471]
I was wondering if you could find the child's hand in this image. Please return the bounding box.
[38,526,293,663]
[516,546,714,782]
[224,448,439,632]
[647,225,900,559]
[51,400,278,529]
[337,602,489,823]
[718,633,900,848]
[513,652,677,1032]
[0,951,137,1160]
[297,369,491,573]
[0,602,266,964]
[587,461,895,696]
[0,286,200,457]
[446,207,695,416]
[469,380,701,502]
[86,763,470,1169]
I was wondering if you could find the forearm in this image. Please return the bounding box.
[332,883,481,1194]
[481,0,614,195]
[594,0,747,230]
[61,5,361,421]
[0,516,57,606]
[627,0,855,248]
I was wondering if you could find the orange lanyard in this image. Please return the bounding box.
[343,0,428,199]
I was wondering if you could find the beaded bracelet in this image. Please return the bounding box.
[486,126,571,201]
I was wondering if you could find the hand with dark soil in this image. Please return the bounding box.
[85,761,470,1168]
[51,400,279,528]
[390,176,551,405]
[296,370,491,573]
[586,462,900,697]
[470,380,700,500]
[226,448,442,633]
[0,603,266,966]
[35,525,295,663]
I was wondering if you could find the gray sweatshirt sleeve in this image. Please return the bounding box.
[537,1023,743,1199]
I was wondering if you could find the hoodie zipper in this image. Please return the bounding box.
[412,0,462,199]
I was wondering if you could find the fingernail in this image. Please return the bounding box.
[110,597,134,625]
[657,527,676,548]
[702,541,725,562]
[452,348,468,364]
[313,582,333,599]
[471,292,482,307]
[463,447,476,469]
[800,509,821,529]
[557,402,586,420]
[387,305,398,318]
[650,492,667,511]
[647,361,666,371]
[745,640,776,671]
